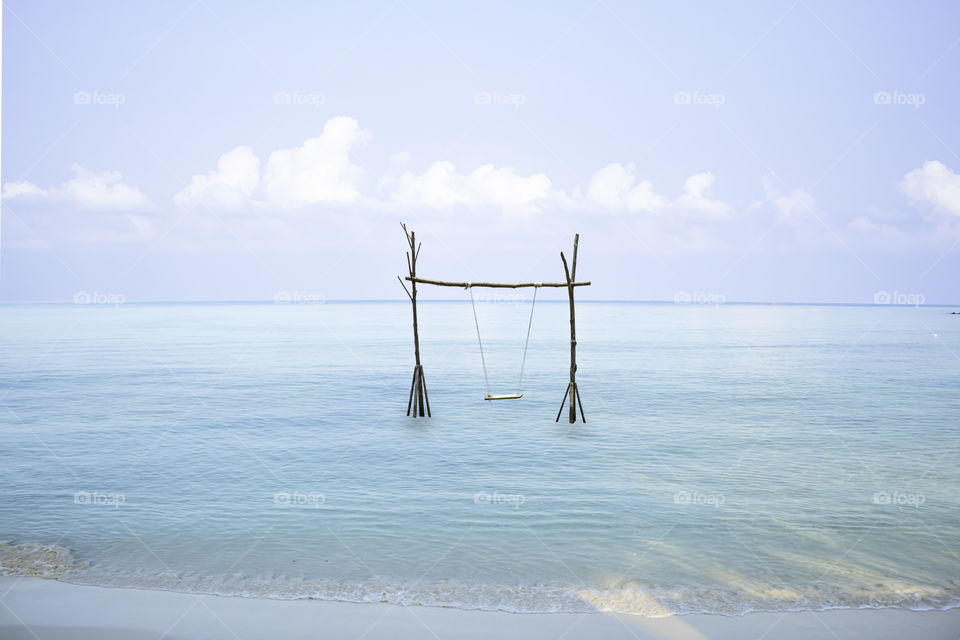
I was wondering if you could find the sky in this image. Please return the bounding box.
[2,0,959,304]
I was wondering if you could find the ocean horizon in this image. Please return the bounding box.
[2,300,956,307]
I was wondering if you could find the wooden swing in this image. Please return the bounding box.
[398,223,590,422]
[468,285,538,400]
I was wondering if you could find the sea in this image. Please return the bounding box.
[0,301,958,617]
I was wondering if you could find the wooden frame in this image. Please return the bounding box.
[398,224,589,423]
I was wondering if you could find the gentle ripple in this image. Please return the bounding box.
[0,301,958,615]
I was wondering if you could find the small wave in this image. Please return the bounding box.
[1,541,957,617]
[0,541,87,579]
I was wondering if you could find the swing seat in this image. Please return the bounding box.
[469,285,537,404]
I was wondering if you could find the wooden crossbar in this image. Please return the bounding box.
[406,276,590,289]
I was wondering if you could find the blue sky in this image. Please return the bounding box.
[2,0,959,303]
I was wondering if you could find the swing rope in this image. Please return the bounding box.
[468,286,491,397]
[517,285,538,394]
[468,284,539,398]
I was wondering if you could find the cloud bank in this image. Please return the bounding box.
[8,117,960,252]
[3,165,152,211]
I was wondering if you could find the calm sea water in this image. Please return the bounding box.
[0,301,958,616]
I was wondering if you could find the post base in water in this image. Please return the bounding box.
[556,382,585,423]
[407,365,431,417]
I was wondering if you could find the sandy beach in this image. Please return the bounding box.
[0,576,957,640]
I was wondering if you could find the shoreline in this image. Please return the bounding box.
[2,577,959,639]
[34,575,960,618]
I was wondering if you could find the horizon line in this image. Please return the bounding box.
[1,299,957,308]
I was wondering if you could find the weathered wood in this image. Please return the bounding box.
[572,235,579,280]
[555,383,570,422]
[575,383,586,423]
[418,367,426,417]
[409,239,421,367]
[397,276,412,300]
[420,367,431,417]
[559,234,582,423]
[407,367,417,416]
[561,252,575,423]
[405,276,590,289]
[410,367,417,416]
[411,378,418,416]
[401,223,430,418]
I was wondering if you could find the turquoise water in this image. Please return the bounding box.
[0,301,958,616]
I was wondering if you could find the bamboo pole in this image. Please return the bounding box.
[575,384,586,423]
[562,251,576,423]
[407,367,417,416]
[405,276,590,289]
[401,223,430,417]
[420,366,431,417]
[555,384,571,422]
[556,234,583,424]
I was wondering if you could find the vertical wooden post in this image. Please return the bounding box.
[556,234,585,423]
[400,223,430,417]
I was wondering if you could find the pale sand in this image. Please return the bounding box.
[0,576,957,639]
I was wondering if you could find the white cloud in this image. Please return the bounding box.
[2,165,151,211]
[900,160,960,217]
[585,166,732,216]
[262,116,371,206]
[676,172,730,215]
[60,166,152,210]
[175,146,260,209]
[844,213,930,250]
[848,215,898,234]
[390,161,553,214]
[763,175,815,222]
[586,163,665,213]
[176,116,371,210]
[1,181,48,200]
